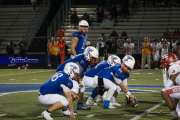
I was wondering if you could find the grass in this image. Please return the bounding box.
[0,69,173,120]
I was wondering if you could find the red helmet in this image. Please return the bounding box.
[160,53,177,69]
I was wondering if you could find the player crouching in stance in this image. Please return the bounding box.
[161,60,180,119]
[101,55,137,109]
[84,54,121,107]
[85,55,137,109]
[38,62,80,120]
[113,55,137,108]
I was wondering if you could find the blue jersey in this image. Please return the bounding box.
[97,64,129,81]
[85,60,110,77]
[39,71,73,95]
[56,54,89,75]
[72,31,87,54]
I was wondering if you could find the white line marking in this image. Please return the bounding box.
[31,78,38,81]
[86,114,95,118]
[147,73,153,75]
[0,113,7,117]
[0,70,54,77]
[0,83,42,84]
[129,102,163,120]
[0,90,37,97]
[130,89,160,93]
[9,78,15,81]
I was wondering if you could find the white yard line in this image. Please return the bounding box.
[0,83,42,84]
[0,113,7,117]
[129,102,163,120]
[0,70,54,77]
[147,73,153,75]
[8,78,16,81]
[86,114,95,118]
[0,90,37,97]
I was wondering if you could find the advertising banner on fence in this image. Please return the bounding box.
[0,55,47,66]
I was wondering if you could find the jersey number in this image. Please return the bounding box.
[51,72,63,82]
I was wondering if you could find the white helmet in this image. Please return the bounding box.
[84,46,99,61]
[79,20,89,27]
[64,62,80,79]
[122,55,135,70]
[107,54,121,66]
[168,61,180,76]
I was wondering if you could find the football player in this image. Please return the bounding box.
[56,46,99,111]
[83,54,121,107]
[96,55,137,109]
[161,60,180,119]
[39,62,80,120]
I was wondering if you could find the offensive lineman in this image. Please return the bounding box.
[83,54,121,107]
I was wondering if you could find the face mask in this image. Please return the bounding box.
[175,74,180,85]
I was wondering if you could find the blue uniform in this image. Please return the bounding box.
[72,31,87,54]
[39,71,73,95]
[97,64,129,81]
[56,54,89,75]
[85,60,110,77]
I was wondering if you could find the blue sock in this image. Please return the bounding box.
[103,100,110,109]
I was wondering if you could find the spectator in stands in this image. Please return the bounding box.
[70,10,79,28]
[109,30,119,54]
[49,40,59,68]
[120,31,128,41]
[163,28,171,39]
[123,38,134,55]
[171,40,178,53]
[81,13,91,26]
[160,38,170,57]
[141,37,152,69]
[105,38,114,55]
[6,41,14,55]
[96,6,104,23]
[110,29,119,40]
[57,29,65,64]
[150,39,161,68]
[96,34,106,60]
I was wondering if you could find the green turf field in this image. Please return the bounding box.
[0,69,174,120]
